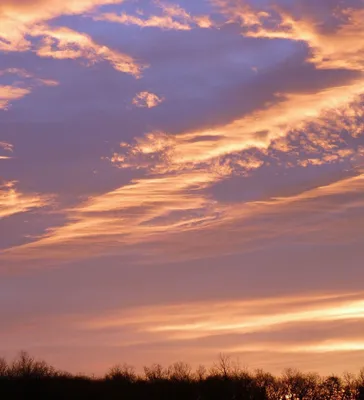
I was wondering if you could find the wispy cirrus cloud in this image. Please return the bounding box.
[32,25,144,77]
[0,0,143,76]
[0,181,52,220]
[0,0,125,51]
[96,1,213,31]
[84,292,364,339]
[0,68,59,110]
[75,291,364,373]
[214,0,364,71]
[1,0,364,266]
[97,11,192,30]
[2,162,364,266]
[115,88,364,175]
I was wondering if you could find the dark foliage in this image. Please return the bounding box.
[0,352,363,400]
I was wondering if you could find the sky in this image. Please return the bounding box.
[0,0,364,376]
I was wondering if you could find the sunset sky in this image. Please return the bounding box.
[1,0,364,376]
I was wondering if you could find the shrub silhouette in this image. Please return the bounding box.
[105,363,137,383]
[7,351,56,379]
[0,351,363,399]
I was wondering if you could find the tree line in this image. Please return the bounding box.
[1,351,364,399]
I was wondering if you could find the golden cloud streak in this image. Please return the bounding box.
[0,181,52,219]
[4,170,222,249]
[0,72,60,110]
[32,25,143,76]
[2,150,363,263]
[120,82,364,171]
[214,0,364,71]
[96,1,213,31]
[79,292,364,356]
[97,12,192,30]
[0,0,142,76]
[3,292,364,375]
[229,341,364,355]
[0,0,123,51]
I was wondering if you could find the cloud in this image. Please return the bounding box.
[3,289,364,374]
[0,141,13,152]
[214,0,364,71]
[132,91,164,108]
[72,291,364,370]
[97,12,192,30]
[1,0,363,269]
[1,0,364,378]
[0,141,13,160]
[0,85,31,110]
[0,0,125,28]
[31,25,144,77]
[0,0,143,76]
[0,181,52,219]
[2,162,364,267]
[1,74,363,267]
[96,1,213,31]
[84,292,364,333]
[116,86,364,174]
[1,169,220,247]
[0,68,33,78]
[0,69,60,110]
[0,0,124,51]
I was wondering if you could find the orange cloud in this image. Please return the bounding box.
[84,292,363,328]
[0,181,52,219]
[97,12,192,30]
[96,1,213,31]
[0,68,33,78]
[132,91,164,108]
[0,0,125,27]
[0,0,124,51]
[80,292,364,362]
[1,0,363,267]
[2,160,364,266]
[117,83,364,173]
[32,25,143,76]
[214,0,364,71]
[0,70,60,110]
[0,0,142,76]
[1,83,363,265]
[3,290,364,375]
[1,88,363,264]
[0,85,31,110]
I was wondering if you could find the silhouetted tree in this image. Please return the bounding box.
[9,351,56,379]
[1,351,364,400]
[105,363,137,383]
[167,361,193,382]
[0,357,8,378]
[143,363,168,382]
